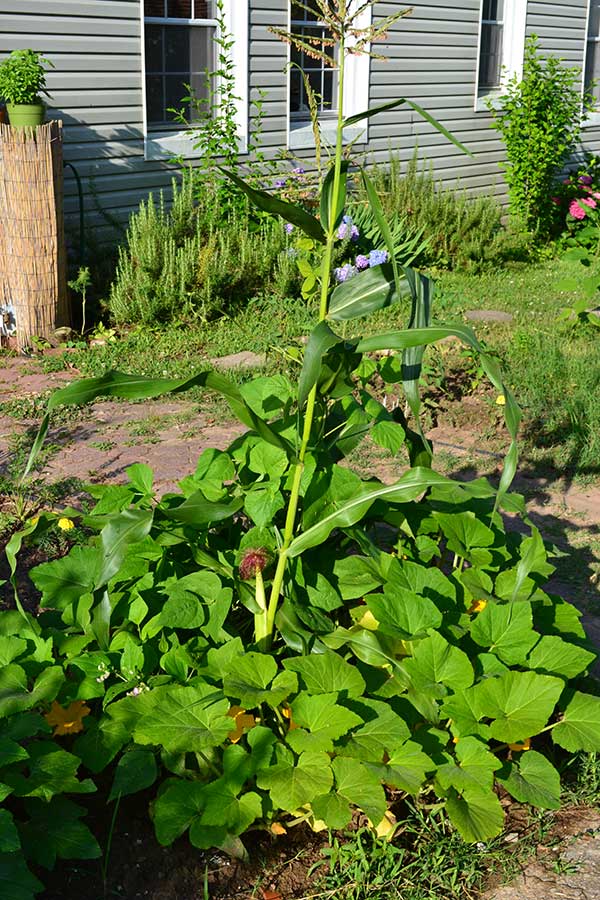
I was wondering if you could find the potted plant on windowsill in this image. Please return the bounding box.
[0,49,53,128]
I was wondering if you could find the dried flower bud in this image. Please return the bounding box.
[239,547,270,581]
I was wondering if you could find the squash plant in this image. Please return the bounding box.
[3,3,600,895]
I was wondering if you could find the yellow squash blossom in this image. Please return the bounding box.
[44,700,91,736]
[468,598,487,614]
[57,517,75,531]
[227,706,256,743]
[508,738,531,751]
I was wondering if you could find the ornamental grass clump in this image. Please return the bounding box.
[4,3,600,895]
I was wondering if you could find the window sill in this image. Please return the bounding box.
[288,121,367,150]
[145,129,247,161]
[474,90,501,113]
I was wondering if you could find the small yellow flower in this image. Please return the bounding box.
[227,706,256,743]
[57,517,75,531]
[495,395,506,406]
[270,822,287,836]
[282,705,299,731]
[452,736,459,744]
[508,738,531,751]
[29,516,40,528]
[44,700,91,736]
[468,599,487,614]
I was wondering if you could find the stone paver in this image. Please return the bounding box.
[486,814,600,900]
[465,309,515,323]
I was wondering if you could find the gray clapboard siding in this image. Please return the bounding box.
[2,0,600,244]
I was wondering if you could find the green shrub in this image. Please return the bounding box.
[108,171,297,325]
[490,35,594,236]
[367,152,520,271]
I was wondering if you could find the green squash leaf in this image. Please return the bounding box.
[404,631,474,692]
[313,756,386,828]
[108,749,157,801]
[19,797,100,869]
[133,684,231,753]
[445,787,504,843]
[552,691,600,752]
[257,749,333,812]
[0,852,44,900]
[0,812,20,854]
[527,635,596,680]
[223,653,297,708]
[470,602,538,666]
[366,588,442,639]
[437,736,500,795]
[471,671,563,744]
[498,751,561,809]
[287,692,363,753]
[284,650,365,698]
[29,547,100,609]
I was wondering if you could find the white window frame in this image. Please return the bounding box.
[287,1,371,150]
[474,0,527,112]
[141,0,248,161]
[583,0,600,128]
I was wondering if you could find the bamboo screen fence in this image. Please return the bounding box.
[0,121,69,349]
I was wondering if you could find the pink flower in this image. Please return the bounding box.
[569,199,587,219]
[592,192,600,200]
[581,196,596,208]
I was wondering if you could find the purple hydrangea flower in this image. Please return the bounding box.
[292,166,305,175]
[334,264,357,282]
[579,174,593,186]
[369,249,388,267]
[284,223,294,234]
[337,222,360,241]
[355,254,369,270]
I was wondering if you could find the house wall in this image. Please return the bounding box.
[0,0,598,247]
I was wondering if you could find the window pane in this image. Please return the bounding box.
[289,2,337,120]
[590,2,600,38]
[145,25,163,73]
[167,0,191,16]
[291,1,320,23]
[144,0,165,16]
[189,71,211,119]
[482,0,504,21]
[585,40,600,98]
[290,68,303,113]
[164,25,190,72]
[146,75,164,124]
[479,22,503,88]
[165,74,190,118]
[321,69,335,115]
[194,1,213,16]
[190,24,214,72]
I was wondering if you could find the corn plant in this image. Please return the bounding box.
[3,4,600,895]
